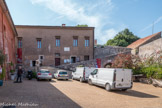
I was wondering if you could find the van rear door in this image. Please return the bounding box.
[123,69,132,88]
[85,67,96,80]
[115,69,132,88]
[75,67,84,79]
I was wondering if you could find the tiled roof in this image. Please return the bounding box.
[127,32,161,49]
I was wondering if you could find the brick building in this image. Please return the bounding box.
[0,0,18,79]
[16,25,94,68]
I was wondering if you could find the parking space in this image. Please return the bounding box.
[52,79,162,108]
[0,78,162,108]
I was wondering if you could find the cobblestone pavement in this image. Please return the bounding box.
[0,79,81,108]
[52,79,162,108]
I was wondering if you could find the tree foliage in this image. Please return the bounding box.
[106,28,140,47]
[76,24,88,27]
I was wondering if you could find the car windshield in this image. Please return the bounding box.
[40,70,50,73]
[59,72,67,74]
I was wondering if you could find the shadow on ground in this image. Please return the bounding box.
[89,84,159,98]
[0,79,81,108]
[113,90,159,98]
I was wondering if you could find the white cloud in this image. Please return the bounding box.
[100,28,118,44]
[141,16,162,32]
[31,0,100,27]
[30,0,117,44]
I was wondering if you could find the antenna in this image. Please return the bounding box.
[152,21,154,34]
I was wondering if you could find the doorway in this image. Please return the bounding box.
[55,58,60,66]
[71,57,76,63]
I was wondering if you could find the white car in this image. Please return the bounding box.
[72,67,96,82]
[54,70,69,80]
[37,69,52,81]
[88,68,133,91]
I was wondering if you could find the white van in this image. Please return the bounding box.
[88,68,133,91]
[72,67,96,82]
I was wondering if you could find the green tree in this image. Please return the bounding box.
[76,24,88,27]
[106,28,140,47]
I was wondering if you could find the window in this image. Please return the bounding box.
[73,39,78,47]
[56,38,60,47]
[84,55,89,61]
[85,37,89,47]
[55,53,60,57]
[39,55,44,60]
[18,38,22,48]
[91,69,98,75]
[73,36,78,47]
[37,39,42,48]
[55,36,61,47]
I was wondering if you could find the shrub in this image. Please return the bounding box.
[32,71,37,78]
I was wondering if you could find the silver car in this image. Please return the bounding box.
[54,70,69,80]
[37,69,52,81]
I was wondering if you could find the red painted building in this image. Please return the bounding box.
[0,0,18,80]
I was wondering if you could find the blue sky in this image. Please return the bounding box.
[6,0,162,44]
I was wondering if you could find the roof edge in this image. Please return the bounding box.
[1,0,18,36]
[15,25,95,30]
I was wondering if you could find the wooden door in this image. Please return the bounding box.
[55,58,60,66]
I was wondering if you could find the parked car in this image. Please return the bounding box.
[54,70,69,80]
[37,69,52,81]
[88,68,133,91]
[72,67,96,82]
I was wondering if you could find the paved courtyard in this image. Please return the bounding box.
[0,79,162,108]
[0,79,80,108]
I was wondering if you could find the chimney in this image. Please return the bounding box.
[62,24,66,27]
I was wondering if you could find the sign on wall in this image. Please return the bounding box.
[64,47,70,51]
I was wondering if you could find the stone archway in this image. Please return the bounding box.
[104,62,112,68]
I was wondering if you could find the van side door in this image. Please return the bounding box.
[90,69,98,84]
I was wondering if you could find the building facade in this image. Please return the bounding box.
[139,38,162,58]
[16,25,94,68]
[127,32,161,55]
[0,0,18,79]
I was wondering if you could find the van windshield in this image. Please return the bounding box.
[59,72,67,74]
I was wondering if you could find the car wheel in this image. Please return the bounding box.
[37,78,40,81]
[122,89,127,91]
[80,77,83,82]
[88,79,92,85]
[105,83,111,91]
[72,76,74,80]
[49,79,51,81]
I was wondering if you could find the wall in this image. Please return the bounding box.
[95,46,131,58]
[58,48,131,70]
[139,38,162,58]
[0,5,17,80]
[16,26,94,69]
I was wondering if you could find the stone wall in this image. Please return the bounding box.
[58,50,131,70]
[95,46,131,58]
[139,38,162,58]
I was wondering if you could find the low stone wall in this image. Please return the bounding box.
[95,46,131,58]
[58,50,131,70]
